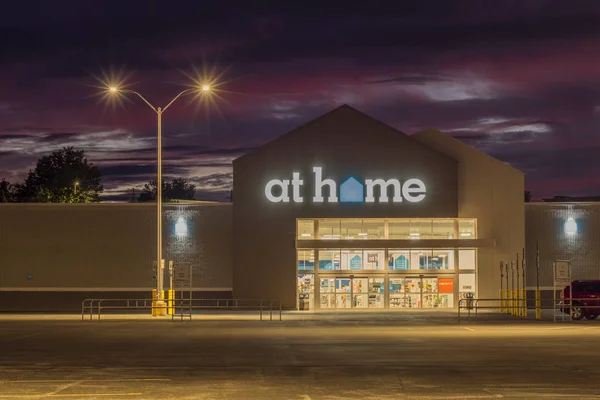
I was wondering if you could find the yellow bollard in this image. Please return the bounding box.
[500,289,504,313]
[167,289,174,315]
[522,288,527,317]
[536,289,541,319]
[167,290,170,315]
[152,289,157,317]
[512,290,517,316]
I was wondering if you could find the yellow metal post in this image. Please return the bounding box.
[167,289,174,315]
[522,287,527,317]
[536,289,541,319]
[152,289,157,317]
[500,262,505,313]
[535,243,541,319]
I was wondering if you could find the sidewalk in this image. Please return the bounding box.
[0,308,568,324]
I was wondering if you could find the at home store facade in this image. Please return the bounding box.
[0,105,524,312]
[233,106,524,310]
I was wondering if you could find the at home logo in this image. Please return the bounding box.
[265,167,426,203]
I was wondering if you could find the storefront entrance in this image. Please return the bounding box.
[389,275,454,309]
[298,273,459,310]
[319,276,385,309]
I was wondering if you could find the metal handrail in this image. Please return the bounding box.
[81,298,283,321]
[457,297,600,322]
[457,297,528,322]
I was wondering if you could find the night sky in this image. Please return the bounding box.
[1,1,600,201]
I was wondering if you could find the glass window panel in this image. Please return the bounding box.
[432,220,455,239]
[341,250,362,270]
[458,219,476,238]
[459,274,476,302]
[459,274,475,293]
[340,219,363,239]
[422,278,438,293]
[364,250,385,270]
[404,278,421,308]
[432,250,454,270]
[438,294,454,308]
[318,250,340,270]
[320,278,335,293]
[388,250,410,270]
[318,220,341,239]
[412,250,433,270]
[389,278,405,309]
[336,278,351,293]
[362,219,385,239]
[297,250,315,270]
[319,278,335,308]
[368,278,385,308]
[411,220,433,239]
[459,249,476,270]
[297,220,314,239]
[297,274,314,310]
[388,220,410,239]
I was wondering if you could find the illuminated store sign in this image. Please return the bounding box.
[265,167,426,203]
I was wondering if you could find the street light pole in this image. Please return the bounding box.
[157,107,163,300]
[107,85,210,306]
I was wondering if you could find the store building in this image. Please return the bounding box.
[0,105,525,312]
[233,105,524,310]
[525,201,600,301]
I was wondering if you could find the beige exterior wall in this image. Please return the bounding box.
[0,203,233,292]
[413,129,525,300]
[233,106,459,308]
[525,203,600,289]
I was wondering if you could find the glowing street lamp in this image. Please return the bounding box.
[105,83,211,303]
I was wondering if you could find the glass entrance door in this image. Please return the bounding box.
[320,276,380,309]
[387,276,455,309]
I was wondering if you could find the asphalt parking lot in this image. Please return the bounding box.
[0,312,599,399]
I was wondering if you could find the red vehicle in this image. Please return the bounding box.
[561,280,600,320]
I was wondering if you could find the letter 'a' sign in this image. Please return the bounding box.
[265,167,426,204]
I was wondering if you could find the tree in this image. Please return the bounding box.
[138,178,196,202]
[15,147,103,203]
[524,190,532,202]
[0,179,15,202]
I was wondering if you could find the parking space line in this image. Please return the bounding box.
[0,394,143,398]
[9,378,170,383]
[47,394,143,398]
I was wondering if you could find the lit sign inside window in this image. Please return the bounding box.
[564,217,577,235]
[265,167,426,203]
[175,217,188,237]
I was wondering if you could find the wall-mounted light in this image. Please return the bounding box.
[300,233,312,237]
[564,217,577,235]
[460,232,472,237]
[175,217,188,237]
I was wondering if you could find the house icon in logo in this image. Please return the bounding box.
[339,177,364,203]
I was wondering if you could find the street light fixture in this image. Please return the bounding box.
[106,83,211,304]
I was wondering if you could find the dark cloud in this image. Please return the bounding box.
[368,73,453,85]
[2,2,600,200]
[192,172,233,190]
